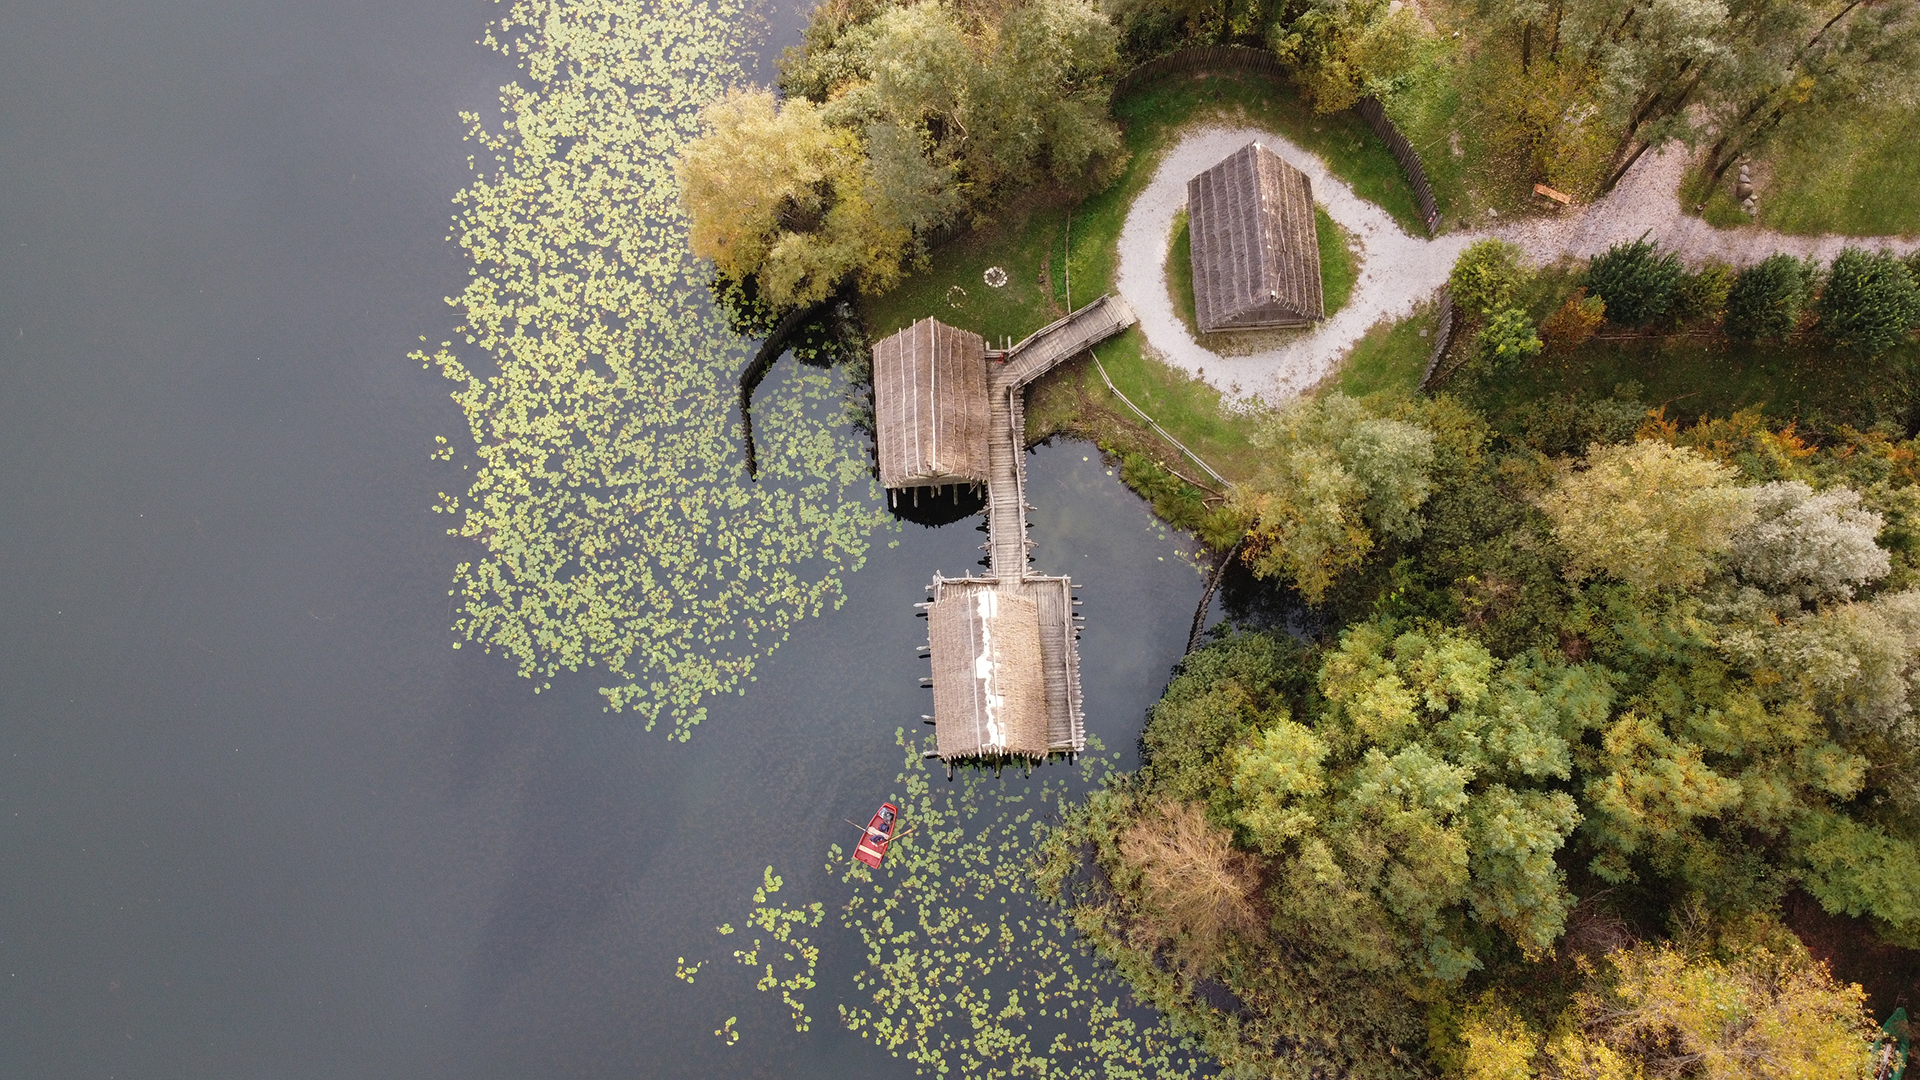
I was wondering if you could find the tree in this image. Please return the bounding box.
[1723,253,1815,340]
[1673,260,1735,323]
[1542,440,1755,590]
[1450,239,1531,317]
[1539,288,1606,354]
[1699,0,1920,187]
[1270,0,1425,113]
[1538,288,1607,354]
[1237,623,1607,977]
[698,0,1124,304]
[1117,800,1267,969]
[1563,925,1879,1080]
[1584,237,1683,327]
[1231,395,1437,602]
[1818,246,1920,358]
[1726,480,1888,604]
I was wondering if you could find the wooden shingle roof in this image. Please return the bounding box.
[1187,142,1324,332]
[871,317,991,490]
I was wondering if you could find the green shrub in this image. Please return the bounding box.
[1818,246,1920,357]
[1723,253,1816,340]
[1672,261,1735,323]
[1583,236,1683,326]
[1448,239,1530,316]
[1476,307,1543,368]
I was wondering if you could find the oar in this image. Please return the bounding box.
[844,819,917,843]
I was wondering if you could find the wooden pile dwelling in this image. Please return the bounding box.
[872,317,991,499]
[872,296,1136,767]
[1187,142,1324,333]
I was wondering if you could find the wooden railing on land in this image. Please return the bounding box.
[1354,97,1441,234]
[1420,292,1461,391]
[1109,45,1286,100]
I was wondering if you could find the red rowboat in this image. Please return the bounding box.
[853,802,899,868]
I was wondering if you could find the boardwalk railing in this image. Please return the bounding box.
[1109,47,1444,236]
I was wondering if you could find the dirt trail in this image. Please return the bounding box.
[1115,129,1920,405]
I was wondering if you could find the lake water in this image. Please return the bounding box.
[0,1,1209,1076]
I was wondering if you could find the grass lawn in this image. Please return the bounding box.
[1335,304,1442,398]
[1751,101,1920,237]
[1455,334,1920,434]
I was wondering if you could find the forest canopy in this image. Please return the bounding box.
[677,0,1124,307]
[1041,391,1920,1080]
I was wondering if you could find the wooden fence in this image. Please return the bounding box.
[1109,45,1286,101]
[1354,97,1441,235]
[1418,291,1456,391]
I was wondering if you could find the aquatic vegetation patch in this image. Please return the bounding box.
[416,0,889,737]
[691,734,1206,1077]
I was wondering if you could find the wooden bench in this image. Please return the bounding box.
[1533,183,1573,206]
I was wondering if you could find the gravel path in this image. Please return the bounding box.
[1115,129,1920,405]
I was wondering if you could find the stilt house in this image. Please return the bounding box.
[871,317,990,494]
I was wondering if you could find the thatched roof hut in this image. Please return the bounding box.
[929,586,1050,759]
[925,575,1083,762]
[1187,142,1324,332]
[872,317,991,491]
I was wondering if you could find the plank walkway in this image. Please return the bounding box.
[983,294,1136,578]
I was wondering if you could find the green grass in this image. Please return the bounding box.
[1335,304,1442,398]
[1316,206,1358,313]
[1752,101,1920,237]
[1457,334,1920,434]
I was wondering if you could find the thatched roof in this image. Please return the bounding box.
[927,575,1083,761]
[872,317,991,490]
[930,586,1049,759]
[1187,142,1324,332]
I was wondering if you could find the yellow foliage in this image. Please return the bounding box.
[1541,440,1755,591]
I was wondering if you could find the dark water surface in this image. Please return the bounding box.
[0,1,1206,1076]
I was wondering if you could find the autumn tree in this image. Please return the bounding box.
[1541,440,1756,591]
[1231,394,1438,602]
[1446,917,1881,1080]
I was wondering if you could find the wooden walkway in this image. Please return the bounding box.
[919,294,1135,765]
[983,294,1136,578]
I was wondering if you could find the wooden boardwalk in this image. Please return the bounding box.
[983,295,1136,578]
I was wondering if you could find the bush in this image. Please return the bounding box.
[1539,287,1606,354]
[1449,239,1530,317]
[1476,307,1544,368]
[1583,236,1683,326]
[1723,253,1815,340]
[1672,260,1735,323]
[1819,246,1920,357]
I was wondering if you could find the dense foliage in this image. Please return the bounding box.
[1042,391,1920,1078]
[677,0,1124,307]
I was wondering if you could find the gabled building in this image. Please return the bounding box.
[1187,142,1325,332]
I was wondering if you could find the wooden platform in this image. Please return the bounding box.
[917,295,1132,765]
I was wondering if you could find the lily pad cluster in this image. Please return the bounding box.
[700,734,1206,1078]
[415,0,889,737]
